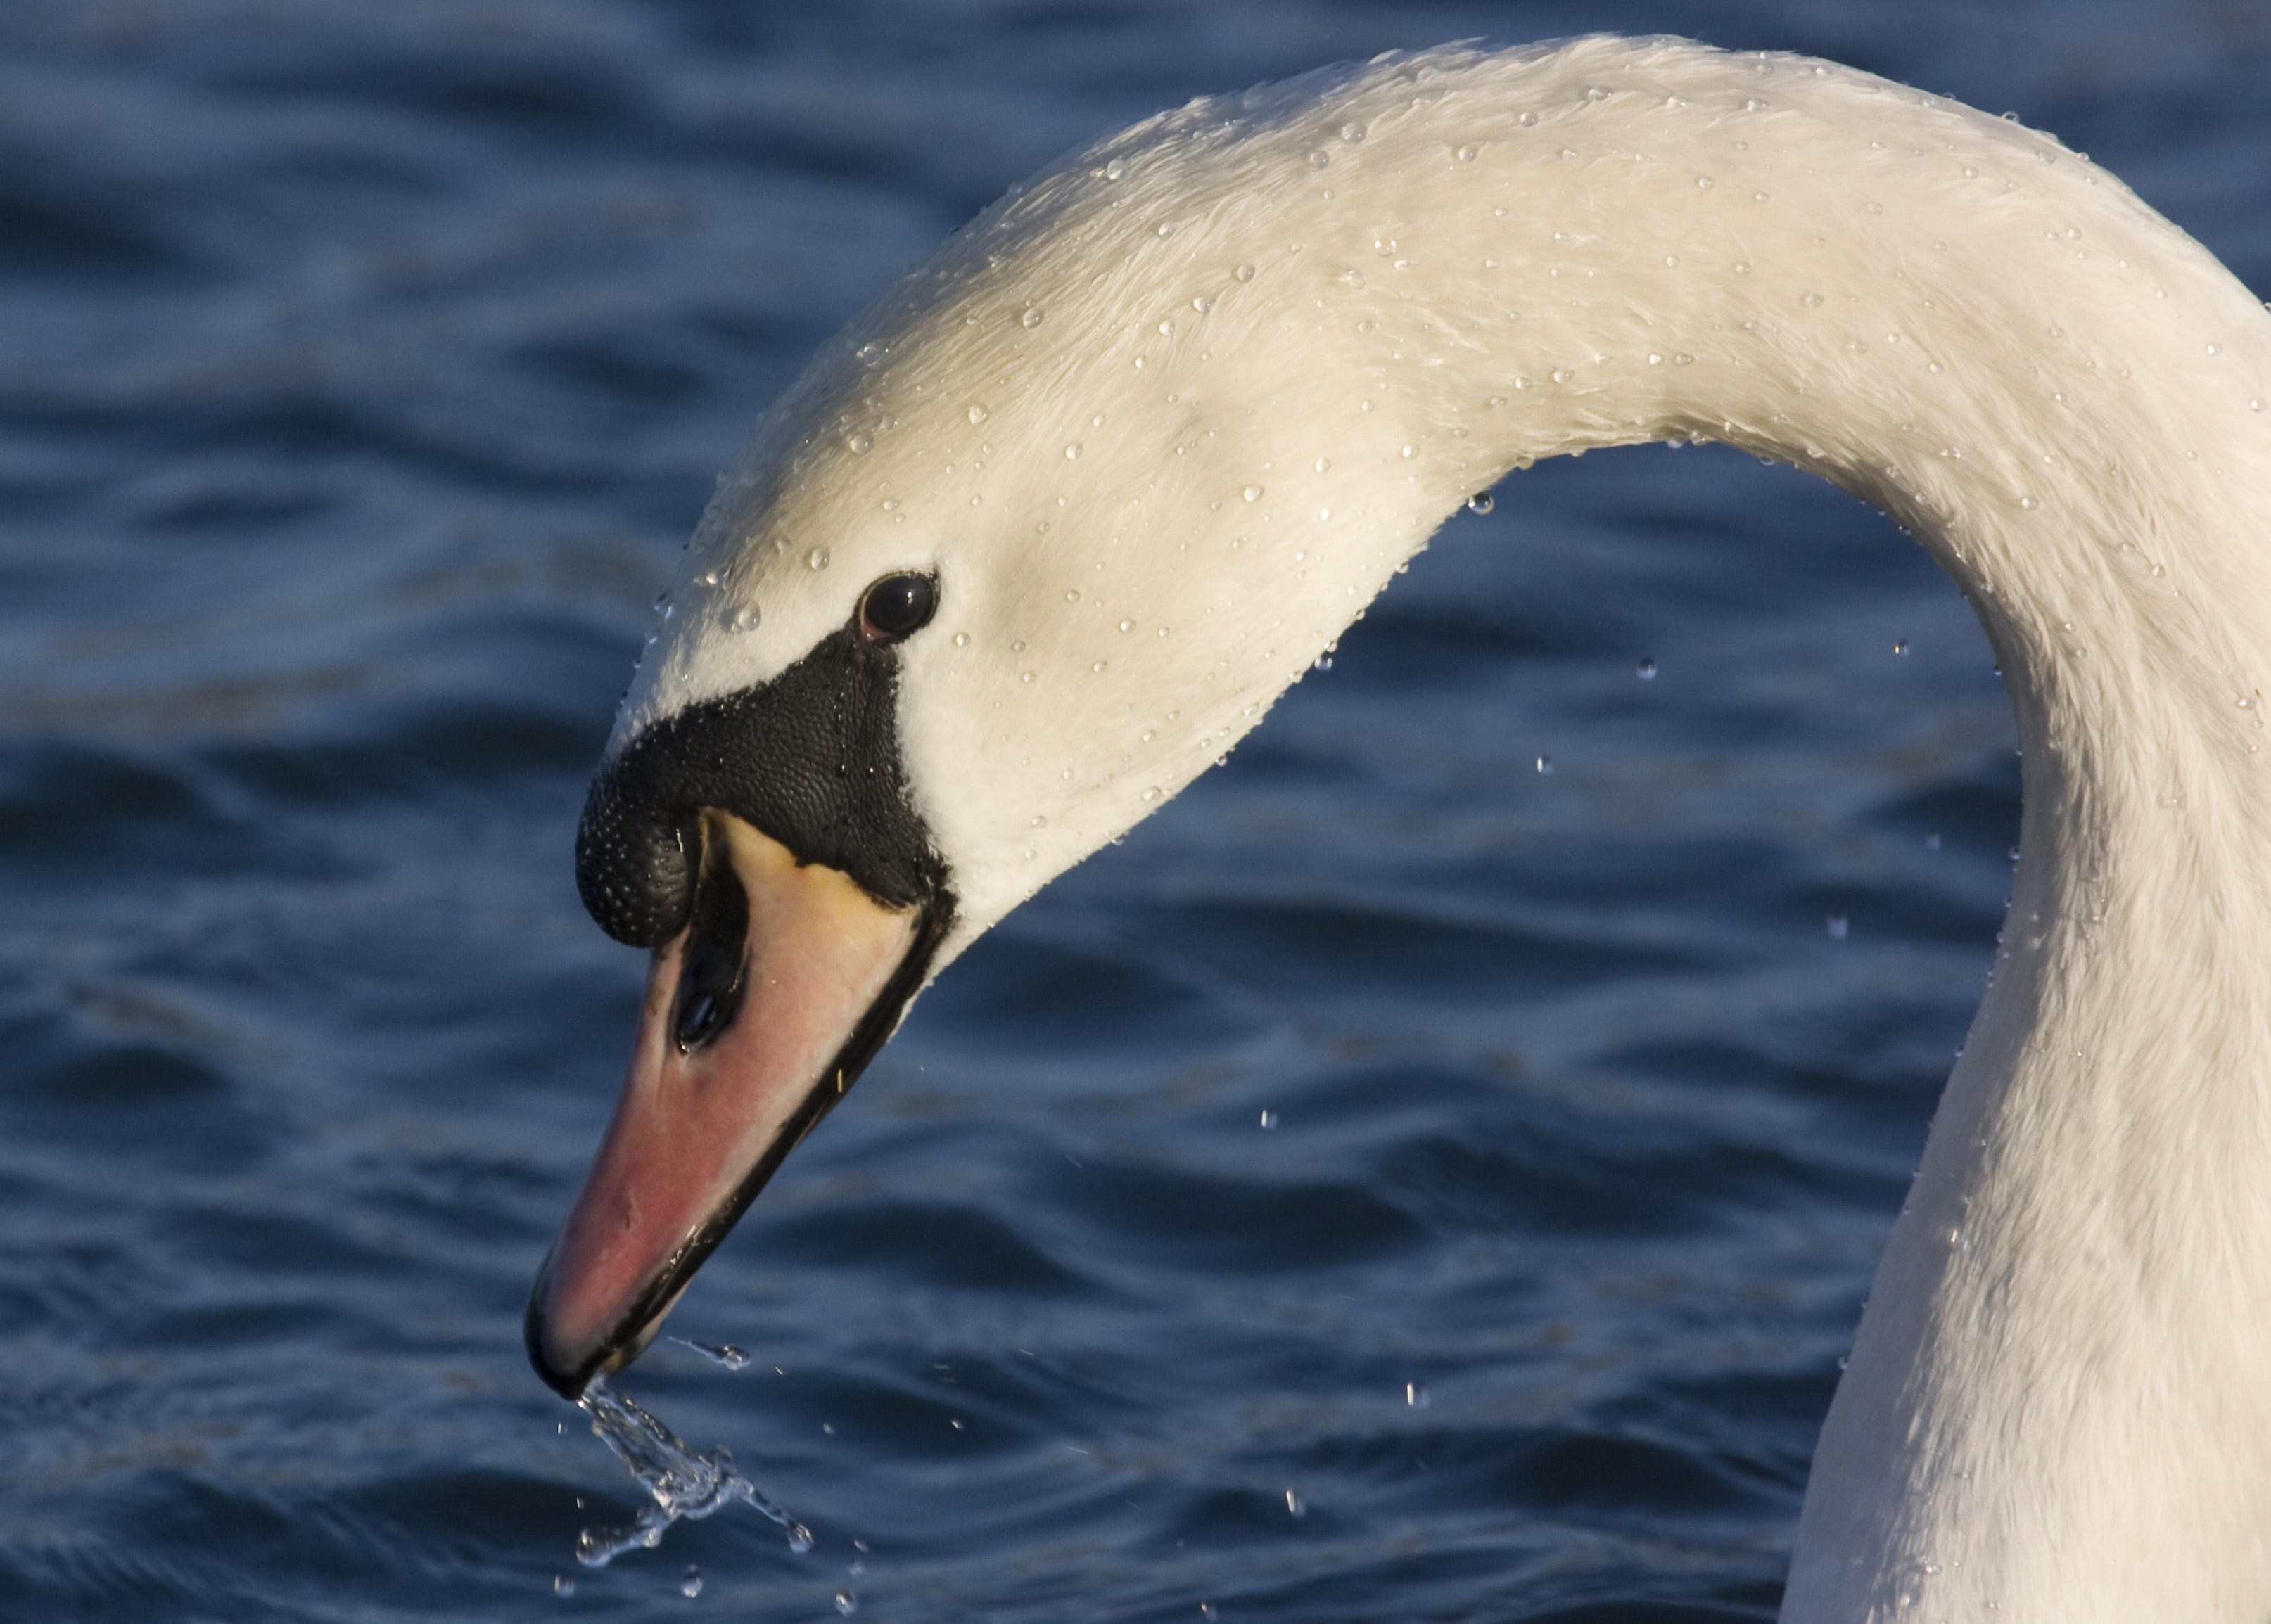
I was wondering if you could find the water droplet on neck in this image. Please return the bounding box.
[807,547,831,571]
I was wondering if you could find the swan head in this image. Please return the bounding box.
[523,61,1482,1394]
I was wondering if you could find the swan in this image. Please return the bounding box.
[524,37,2271,1622]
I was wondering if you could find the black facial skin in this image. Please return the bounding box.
[575,586,949,947]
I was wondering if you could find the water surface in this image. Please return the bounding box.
[1,3,2263,1620]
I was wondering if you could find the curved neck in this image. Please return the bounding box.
[941,37,2271,1619]
[1202,44,2271,1621]
[653,37,2271,1616]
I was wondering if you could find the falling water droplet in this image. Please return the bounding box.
[571,1379,812,1568]
[671,1338,753,1370]
[1465,492,1494,516]
[1826,913,1850,940]
[554,1576,576,1597]
[835,1593,858,1616]
[1406,1382,1429,1408]
[1259,1109,1277,1129]
[1636,656,1657,680]
[1893,638,1910,655]
[1534,755,1553,776]
[682,1566,704,1599]
[1285,1490,1307,1518]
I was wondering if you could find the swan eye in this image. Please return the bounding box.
[860,573,938,641]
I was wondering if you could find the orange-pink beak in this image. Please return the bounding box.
[526,810,933,1397]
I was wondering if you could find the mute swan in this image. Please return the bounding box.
[526,36,2271,1623]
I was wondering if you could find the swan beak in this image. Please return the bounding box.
[526,809,930,1398]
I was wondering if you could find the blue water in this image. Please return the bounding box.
[1,4,2263,1620]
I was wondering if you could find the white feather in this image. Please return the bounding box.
[620,37,2271,1621]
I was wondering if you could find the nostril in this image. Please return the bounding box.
[675,990,723,1049]
[673,940,742,1051]
[669,817,752,1051]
